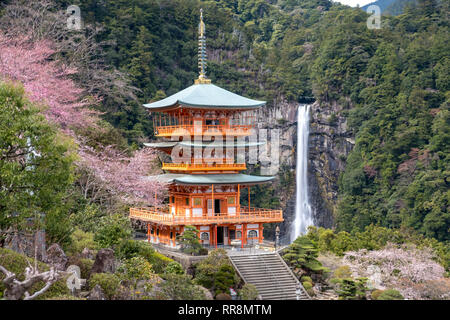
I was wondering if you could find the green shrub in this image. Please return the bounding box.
[302,281,313,290]
[153,274,206,300]
[94,214,132,249]
[151,251,174,274]
[214,264,238,295]
[177,225,203,255]
[116,239,145,260]
[282,236,330,277]
[194,249,235,292]
[117,257,155,283]
[78,258,95,280]
[69,204,104,233]
[371,289,384,300]
[377,289,404,300]
[335,277,369,300]
[164,261,185,275]
[67,228,98,256]
[240,283,258,300]
[116,239,173,274]
[89,273,121,300]
[306,288,315,296]
[300,276,313,283]
[334,266,352,279]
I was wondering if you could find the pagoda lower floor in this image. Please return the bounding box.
[141,222,266,248]
[129,174,283,249]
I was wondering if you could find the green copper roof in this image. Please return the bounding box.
[144,142,179,148]
[143,83,265,111]
[143,174,185,184]
[180,141,264,148]
[143,173,273,185]
[173,174,274,186]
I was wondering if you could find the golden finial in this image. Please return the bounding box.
[195,8,211,84]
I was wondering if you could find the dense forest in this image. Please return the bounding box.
[0,0,448,300]
[45,0,448,241]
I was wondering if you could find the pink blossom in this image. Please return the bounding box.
[0,34,99,130]
[0,34,163,204]
[77,144,166,205]
[343,243,446,299]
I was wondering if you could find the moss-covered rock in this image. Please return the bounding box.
[371,289,384,300]
[376,289,404,300]
[215,292,232,300]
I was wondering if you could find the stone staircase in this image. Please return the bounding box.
[229,253,310,300]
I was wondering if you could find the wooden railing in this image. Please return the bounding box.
[162,162,246,172]
[154,124,253,137]
[129,207,283,226]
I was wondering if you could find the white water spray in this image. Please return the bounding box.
[291,105,314,242]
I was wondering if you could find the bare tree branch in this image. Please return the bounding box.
[0,264,63,300]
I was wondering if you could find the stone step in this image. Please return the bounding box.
[236,268,290,275]
[250,282,297,289]
[243,276,296,283]
[228,252,310,301]
[232,263,286,268]
[256,286,298,293]
[260,294,299,300]
[232,263,287,269]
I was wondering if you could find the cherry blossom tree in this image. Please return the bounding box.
[0,34,164,205]
[343,244,446,299]
[0,34,99,131]
[76,144,166,206]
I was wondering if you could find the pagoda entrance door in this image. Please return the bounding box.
[216,226,228,245]
[217,227,224,245]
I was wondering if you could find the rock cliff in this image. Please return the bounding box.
[256,98,354,239]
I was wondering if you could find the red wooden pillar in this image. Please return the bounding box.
[248,186,250,212]
[259,223,264,243]
[241,224,244,249]
[243,223,247,247]
[147,223,150,243]
[237,184,240,215]
[212,184,214,215]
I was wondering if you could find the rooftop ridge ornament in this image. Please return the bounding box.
[195,8,211,84]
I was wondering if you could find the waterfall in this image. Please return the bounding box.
[291,104,314,242]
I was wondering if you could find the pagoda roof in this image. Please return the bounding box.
[143,173,274,185]
[143,83,265,111]
[143,174,185,184]
[173,173,274,186]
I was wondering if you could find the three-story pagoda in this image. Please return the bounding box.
[130,10,283,249]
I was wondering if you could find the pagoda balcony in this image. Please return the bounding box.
[162,159,246,172]
[129,206,283,226]
[154,124,253,137]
